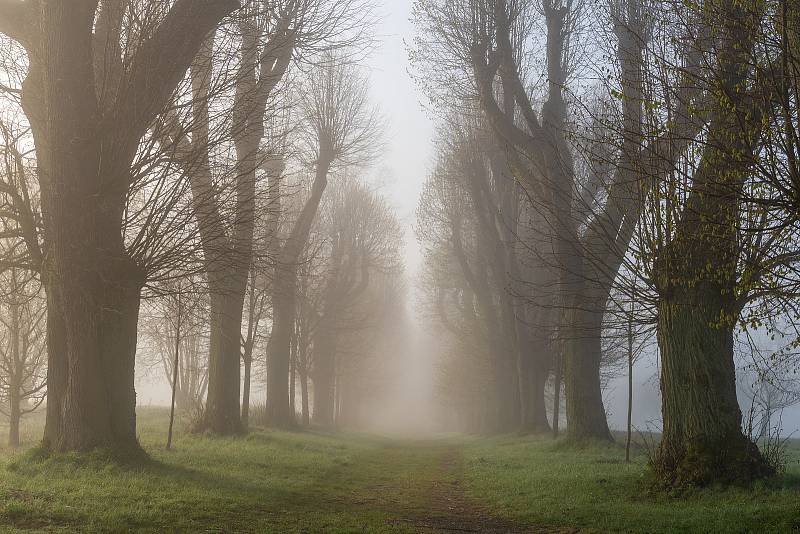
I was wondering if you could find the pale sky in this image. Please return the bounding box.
[365,0,433,278]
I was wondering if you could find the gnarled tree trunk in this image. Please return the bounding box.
[654,289,769,485]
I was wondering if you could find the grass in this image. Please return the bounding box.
[0,409,444,533]
[461,433,800,533]
[0,410,798,532]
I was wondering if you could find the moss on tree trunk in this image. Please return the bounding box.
[654,292,771,486]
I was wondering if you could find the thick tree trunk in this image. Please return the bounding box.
[9,389,20,448]
[204,284,246,435]
[564,307,612,442]
[42,250,144,453]
[654,292,770,485]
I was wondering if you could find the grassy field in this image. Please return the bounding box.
[0,409,797,532]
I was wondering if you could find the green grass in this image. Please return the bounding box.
[461,434,800,533]
[0,410,799,532]
[0,409,445,533]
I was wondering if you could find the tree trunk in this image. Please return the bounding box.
[312,366,335,426]
[167,301,181,450]
[528,357,551,433]
[241,355,252,429]
[300,372,310,426]
[43,291,67,448]
[654,292,770,485]
[312,325,336,426]
[520,333,552,433]
[552,352,562,439]
[42,253,144,453]
[289,348,296,418]
[203,284,245,435]
[9,388,20,448]
[626,313,633,463]
[564,307,612,442]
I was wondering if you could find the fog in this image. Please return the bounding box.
[129,0,800,441]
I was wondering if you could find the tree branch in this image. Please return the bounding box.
[111,0,240,146]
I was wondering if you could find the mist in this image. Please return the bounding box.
[0,0,797,531]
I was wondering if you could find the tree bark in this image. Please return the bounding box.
[204,284,246,434]
[241,354,252,429]
[654,292,769,485]
[552,352,562,439]
[626,312,633,463]
[564,306,612,442]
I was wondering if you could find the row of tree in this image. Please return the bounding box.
[0,0,408,455]
[413,0,800,485]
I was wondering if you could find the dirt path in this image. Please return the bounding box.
[391,447,577,533]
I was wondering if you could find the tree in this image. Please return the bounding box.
[627,0,796,485]
[0,0,238,452]
[264,57,382,425]
[309,178,403,425]
[0,267,46,447]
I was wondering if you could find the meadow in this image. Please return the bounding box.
[0,409,797,533]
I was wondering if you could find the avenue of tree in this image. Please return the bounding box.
[0,0,793,490]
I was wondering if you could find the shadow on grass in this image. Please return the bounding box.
[1,429,415,532]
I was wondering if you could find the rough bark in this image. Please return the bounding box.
[654,292,769,485]
[204,282,246,434]
[564,306,612,442]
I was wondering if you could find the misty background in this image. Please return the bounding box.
[128,0,800,439]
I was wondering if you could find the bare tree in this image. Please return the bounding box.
[309,178,403,425]
[0,267,46,447]
[264,57,383,425]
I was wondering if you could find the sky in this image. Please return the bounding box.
[365,0,433,277]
